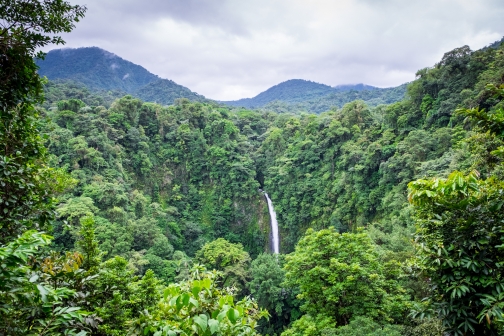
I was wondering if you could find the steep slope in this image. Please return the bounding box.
[36,47,157,92]
[37,47,206,105]
[44,96,271,261]
[258,43,504,252]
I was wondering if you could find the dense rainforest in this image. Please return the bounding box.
[3,1,504,335]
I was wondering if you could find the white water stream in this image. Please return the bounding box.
[264,192,280,254]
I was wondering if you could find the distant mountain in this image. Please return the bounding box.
[36,47,157,92]
[225,79,335,108]
[482,37,504,51]
[37,47,406,112]
[333,83,378,92]
[36,47,206,105]
[262,84,408,114]
[224,79,406,112]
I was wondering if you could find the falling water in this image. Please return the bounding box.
[264,192,280,254]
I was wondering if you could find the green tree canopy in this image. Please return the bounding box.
[130,268,268,336]
[283,228,410,335]
[0,231,87,335]
[248,253,300,335]
[0,0,85,243]
[195,238,251,292]
[409,171,504,335]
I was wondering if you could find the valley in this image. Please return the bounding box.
[30,39,504,335]
[3,2,504,334]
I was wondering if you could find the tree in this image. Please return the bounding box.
[409,171,504,335]
[130,268,269,336]
[195,238,251,293]
[76,215,101,272]
[332,316,403,336]
[405,86,504,335]
[283,228,410,335]
[1,0,81,112]
[75,255,161,335]
[248,253,300,335]
[0,0,86,243]
[0,1,88,333]
[0,231,87,335]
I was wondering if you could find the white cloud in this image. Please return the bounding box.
[53,0,504,100]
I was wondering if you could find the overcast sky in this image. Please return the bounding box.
[53,0,504,100]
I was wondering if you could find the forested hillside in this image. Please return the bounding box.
[45,96,271,262]
[32,39,504,334]
[37,50,406,113]
[37,47,207,105]
[261,83,408,114]
[88,41,490,257]
[225,79,336,107]
[3,1,504,335]
[37,47,158,92]
[224,79,407,113]
[42,79,127,108]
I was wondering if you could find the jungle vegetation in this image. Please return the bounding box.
[2,1,504,335]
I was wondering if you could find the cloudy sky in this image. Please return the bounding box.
[55,0,504,100]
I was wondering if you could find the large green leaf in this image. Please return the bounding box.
[193,314,208,333]
[208,319,220,334]
[227,308,240,324]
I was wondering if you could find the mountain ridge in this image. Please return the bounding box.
[37,47,407,112]
[36,47,207,105]
[37,47,158,92]
[223,79,406,112]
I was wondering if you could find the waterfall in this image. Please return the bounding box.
[264,192,280,254]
